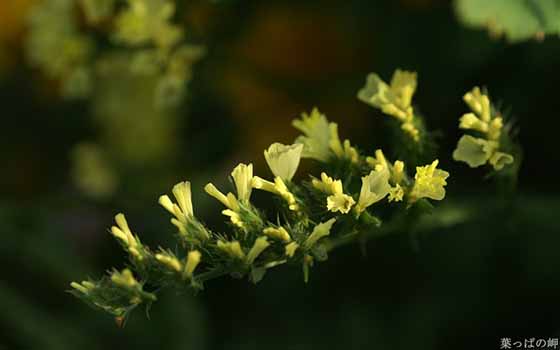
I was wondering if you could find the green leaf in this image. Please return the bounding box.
[455,0,560,42]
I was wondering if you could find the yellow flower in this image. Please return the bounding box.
[159,181,194,234]
[388,184,404,202]
[111,269,140,289]
[285,241,299,257]
[184,250,201,278]
[221,209,245,228]
[70,281,95,294]
[110,213,144,260]
[231,163,254,204]
[204,183,239,211]
[463,87,491,122]
[263,226,291,242]
[410,160,449,202]
[489,151,514,171]
[253,176,299,211]
[217,240,245,260]
[312,172,355,214]
[453,87,514,171]
[327,193,356,214]
[366,149,393,177]
[452,135,498,168]
[392,160,405,184]
[292,108,333,162]
[304,218,336,249]
[264,143,304,181]
[155,251,182,272]
[357,69,420,141]
[459,113,488,133]
[355,170,391,214]
[204,181,246,228]
[246,237,270,265]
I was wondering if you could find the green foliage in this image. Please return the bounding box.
[455,0,560,42]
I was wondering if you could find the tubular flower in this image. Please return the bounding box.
[263,226,291,242]
[110,269,140,290]
[312,173,355,214]
[204,164,254,228]
[217,240,245,260]
[246,237,270,265]
[184,250,201,278]
[155,251,182,272]
[453,87,514,171]
[253,176,299,211]
[264,143,304,181]
[159,181,194,234]
[355,169,391,214]
[366,149,406,185]
[231,163,254,204]
[409,160,449,202]
[70,280,96,295]
[110,213,145,260]
[285,242,299,258]
[156,249,201,279]
[357,69,420,141]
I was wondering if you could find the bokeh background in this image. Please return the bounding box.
[1,0,560,349]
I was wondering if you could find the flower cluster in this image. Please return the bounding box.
[452,87,515,171]
[357,69,421,142]
[71,105,450,322]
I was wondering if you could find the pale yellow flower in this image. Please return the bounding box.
[253,176,299,211]
[246,237,270,265]
[217,240,245,260]
[388,184,404,202]
[155,252,182,272]
[453,87,514,171]
[231,163,254,204]
[410,160,449,201]
[312,172,355,214]
[159,181,194,234]
[111,269,139,289]
[264,143,304,181]
[357,69,420,141]
[355,170,391,214]
[285,241,299,257]
[110,213,144,260]
[184,250,201,278]
[205,182,246,227]
[263,226,291,242]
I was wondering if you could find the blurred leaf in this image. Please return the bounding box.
[455,0,560,42]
